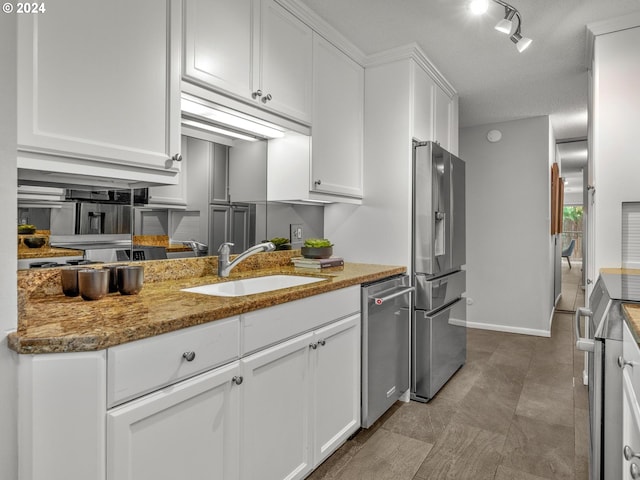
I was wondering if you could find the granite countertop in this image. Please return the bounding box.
[18,245,84,259]
[9,251,405,354]
[18,230,84,259]
[624,304,640,345]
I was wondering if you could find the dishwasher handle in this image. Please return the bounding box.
[575,307,595,352]
[370,286,414,306]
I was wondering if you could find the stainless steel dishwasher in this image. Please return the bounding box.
[361,274,413,428]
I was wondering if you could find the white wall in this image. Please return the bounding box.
[0,11,18,480]
[325,59,413,267]
[592,25,640,274]
[459,116,556,336]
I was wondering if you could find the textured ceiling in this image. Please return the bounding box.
[299,0,640,142]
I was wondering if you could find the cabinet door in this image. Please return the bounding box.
[311,34,364,198]
[241,332,313,480]
[230,205,251,254]
[17,0,180,174]
[259,0,313,123]
[622,369,640,480]
[148,136,189,206]
[433,86,452,152]
[209,205,231,255]
[312,314,361,465]
[107,362,241,480]
[210,143,230,204]
[412,65,435,142]
[183,0,254,100]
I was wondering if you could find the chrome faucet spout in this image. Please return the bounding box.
[217,241,276,277]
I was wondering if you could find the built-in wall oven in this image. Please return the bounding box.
[576,273,640,480]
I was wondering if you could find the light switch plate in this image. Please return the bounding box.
[290,224,303,243]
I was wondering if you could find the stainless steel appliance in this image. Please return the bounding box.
[75,203,131,235]
[411,141,466,402]
[576,273,640,480]
[361,274,413,428]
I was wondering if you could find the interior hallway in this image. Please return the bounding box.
[308,270,589,479]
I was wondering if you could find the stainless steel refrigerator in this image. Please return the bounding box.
[411,141,467,402]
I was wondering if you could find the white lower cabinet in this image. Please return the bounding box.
[622,320,640,479]
[107,361,241,480]
[18,288,361,480]
[240,313,361,480]
[241,332,314,480]
[312,315,361,465]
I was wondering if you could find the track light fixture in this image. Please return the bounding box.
[470,0,532,52]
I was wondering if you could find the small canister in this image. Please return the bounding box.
[117,265,144,295]
[60,267,83,297]
[78,268,109,301]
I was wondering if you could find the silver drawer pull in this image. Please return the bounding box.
[309,343,317,349]
[625,446,640,461]
[371,286,415,305]
[631,462,640,479]
[619,356,635,369]
[318,339,326,346]
[232,376,243,385]
[182,351,196,362]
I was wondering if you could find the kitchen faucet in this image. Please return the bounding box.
[179,240,209,257]
[217,241,276,277]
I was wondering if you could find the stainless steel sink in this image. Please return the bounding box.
[181,275,328,297]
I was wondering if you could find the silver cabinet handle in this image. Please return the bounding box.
[252,90,263,99]
[574,307,595,352]
[370,286,415,306]
[182,351,196,362]
[232,376,243,385]
[314,179,322,186]
[309,343,317,349]
[619,356,635,369]
[625,446,640,461]
[631,462,640,479]
[261,93,272,104]
[318,339,326,346]
[171,153,182,162]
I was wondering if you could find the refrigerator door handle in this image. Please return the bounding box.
[575,307,595,352]
[370,286,414,305]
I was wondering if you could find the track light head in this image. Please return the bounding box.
[510,31,532,52]
[494,7,516,34]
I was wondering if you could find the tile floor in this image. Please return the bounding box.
[307,264,589,480]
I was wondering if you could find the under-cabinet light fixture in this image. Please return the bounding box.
[470,0,532,53]
[181,94,286,140]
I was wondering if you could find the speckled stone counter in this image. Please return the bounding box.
[624,304,640,345]
[9,250,405,354]
[18,230,84,259]
[133,235,192,253]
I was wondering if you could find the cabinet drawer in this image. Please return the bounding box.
[242,286,360,355]
[107,317,240,407]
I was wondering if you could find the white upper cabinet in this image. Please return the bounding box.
[17,0,182,183]
[182,0,254,100]
[434,84,453,152]
[311,34,364,199]
[412,62,457,154]
[412,64,436,142]
[183,0,312,124]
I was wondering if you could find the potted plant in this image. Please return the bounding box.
[301,238,333,259]
[269,237,292,251]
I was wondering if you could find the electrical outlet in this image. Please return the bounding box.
[290,224,303,243]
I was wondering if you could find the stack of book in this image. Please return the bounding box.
[291,256,344,269]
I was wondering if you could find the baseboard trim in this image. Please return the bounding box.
[466,321,551,338]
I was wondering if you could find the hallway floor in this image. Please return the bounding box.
[308,289,589,479]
